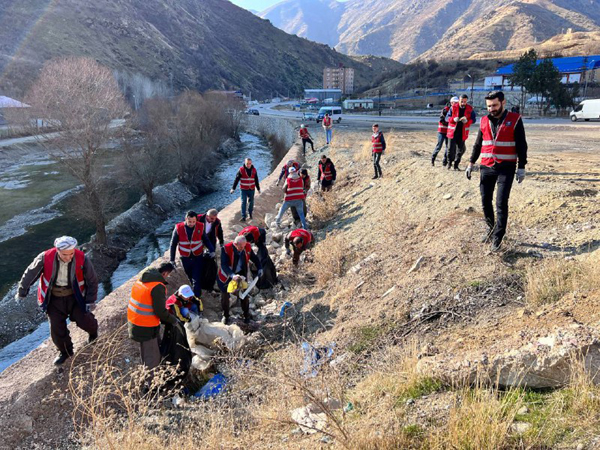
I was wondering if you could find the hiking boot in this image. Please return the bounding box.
[240,217,246,222]
[88,332,98,344]
[53,351,71,366]
[442,159,448,167]
[431,156,436,166]
[447,163,452,170]
[491,238,503,252]
[454,163,460,171]
[244,316,252,325]
[249,213,253,220]
[371,175,379,180]
[221,316,233,326]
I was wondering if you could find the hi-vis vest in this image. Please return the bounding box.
[128,280,163,328]
[319,161,333,181]
[239,226,261,243]
[176,222,205,257]
[290,229,313,246]
[447,103,474,141]
[218,242,252,284]
[372,132,383,153]
[323,116,332,127]
[438,106,450,133]
[37,248,85,309]
[239,166,257,190]
[480,111,520,168]
[299,128,310,139]
[285,177,305,201]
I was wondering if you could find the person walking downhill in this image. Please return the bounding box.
[231,158,261,221]
[169,211,215,297]
[17,236,98,365]
[431,98,456,166]
[322,113,333,145]
[465,90,528,252]
[317,154,336,191]
[128,262,178,370]
[299,124,315,156]
[217,236,263,325]
[371,124,386,179]
[446,94,477,171]
[275,167,308,229]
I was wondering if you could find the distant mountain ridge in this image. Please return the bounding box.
[261,0,600,62]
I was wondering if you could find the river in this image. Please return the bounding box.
[0,133,273,372]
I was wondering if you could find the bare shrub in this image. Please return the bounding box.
[308,190,339,229]
[311,233,352,287]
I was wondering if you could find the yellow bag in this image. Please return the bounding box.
[227,279,248,294]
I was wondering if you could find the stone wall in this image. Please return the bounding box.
[242,115,297,150]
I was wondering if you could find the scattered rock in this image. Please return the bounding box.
[408,256,424,273]
[272,232,283,243]
[436,182,443,188]
[381,286,396,298]
[232,225,243,233]
[511,422,531,434]
[443,193,453,200]
[517,406,529,415]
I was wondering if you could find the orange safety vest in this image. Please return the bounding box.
[480,111,520,168]
[299,128,310,139]
[290,229,313,246]
[319,161,333,181]
[176,221,205,257]
[37,248,86,309]
[239,225,261,243]
[372,132,384,153]
[239,166,257,191]
[285,177,305,201]
[447,103,474,141]
[128,280,163,328]
[217,242,252,284]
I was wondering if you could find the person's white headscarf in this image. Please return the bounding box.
[54,236,78,250]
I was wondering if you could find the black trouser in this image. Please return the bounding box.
[447,137,466,167]
[302,138,314,155]
[479,163,516,243]
[181,256,203,297]
[373,152,382,177]
[220,292,250,320]
[321,180,333,191]
[47,294,98,355]
[432,132,448,162]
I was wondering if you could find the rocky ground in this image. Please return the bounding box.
[1,122,599,449]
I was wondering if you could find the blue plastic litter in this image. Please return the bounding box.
[194,373,227,399]
[279,301,293,317]
[300,342,335,378]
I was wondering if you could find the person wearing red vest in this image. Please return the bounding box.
[317,155,337,191]
[322,113,333,144]
[431,98,456,166]
[446,94,477,170]
[217,236,263,324]
[292,169,311,223]
[169,210,215,297]
[466,91,528,251]
[128,262,178,369]
[239,225,267,248]
[275,167,308,229]
[231,158,261,221]
[371,124,386,179]
[16,236,98,365]
[299,124,315,155]
[284,229,315,266]
[166,284,202,322]
[277,159,301,186]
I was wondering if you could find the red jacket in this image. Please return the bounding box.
[447,103,474,141]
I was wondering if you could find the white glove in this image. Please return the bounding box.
[230,189,235,194]
[258,269,264,278]
[465,164,472,180]
[209,252,216,258]
[453,117,459,123]
[516,168,526,184]
[170,260,177,268]
[460,117,468,123]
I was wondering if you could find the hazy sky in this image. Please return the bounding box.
[230,0,349,13]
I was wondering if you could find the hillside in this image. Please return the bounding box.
[0,0,402,99]
[261,0,600,62]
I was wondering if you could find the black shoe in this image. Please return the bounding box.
[447,163,452,170]
[372,175,379,180]
[249,213,253,220]
[221,316,233,325]
[442,159,448,167]
[431,157,436,166]
[491,238,503,252]
[88,333,98,344]
[453,165,460,171]
[240,217,246,222]
[481,229,494,243]
[244,317,252,324]
[53,352,71,366]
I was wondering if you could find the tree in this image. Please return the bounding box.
[530,58,562,113]
[22,57,129,244]
[511,49,538,111]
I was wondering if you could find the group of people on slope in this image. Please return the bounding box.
[431,90,528,251]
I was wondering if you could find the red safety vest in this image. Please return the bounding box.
[299,128,309,139]
[438,106,450,134]
[319,161,334,181]
[323,116,332,127]
[285,177,305,201]
[479,112,520,168]
[239,166,257,191]
[128,280,163,328]
[217,242,252,283]
[447,103,474,141]
[176,222,205,257]
[372,132,384,153]
[290,229,313,246]
[239,226,261,243]
[37,248,85,308]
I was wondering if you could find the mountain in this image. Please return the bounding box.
[261,0,600,62]
[0,0,402,99]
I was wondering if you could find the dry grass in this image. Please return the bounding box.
[310,233,353,287]
[308,190,339,229]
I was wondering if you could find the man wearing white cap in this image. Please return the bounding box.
[17,236,99,365]
[275,167,308,230]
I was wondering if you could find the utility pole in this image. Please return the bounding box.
[378,89,381,116]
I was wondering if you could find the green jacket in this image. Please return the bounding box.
[128,268,177,343]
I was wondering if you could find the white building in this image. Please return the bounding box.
[343,98,374,110]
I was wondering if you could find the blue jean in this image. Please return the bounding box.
[241,189,255,218]
[325,128,332,144]
[432,132,448,161]
[276,199,307,229]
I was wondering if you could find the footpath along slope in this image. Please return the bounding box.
[0,124,302,449]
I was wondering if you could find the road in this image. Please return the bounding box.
[255,101,600,129]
